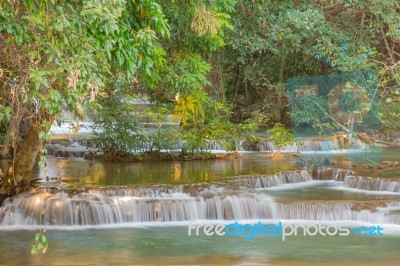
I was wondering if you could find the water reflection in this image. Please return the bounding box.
[0,148,398,187]
[35,155,298,186]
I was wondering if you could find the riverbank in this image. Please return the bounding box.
[85,150,239,162]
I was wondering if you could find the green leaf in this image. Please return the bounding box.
[31,246,38,255]
[41,234,47,244]
[35,234,40,242]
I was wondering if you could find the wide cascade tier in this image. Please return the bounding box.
[1,168,400,227]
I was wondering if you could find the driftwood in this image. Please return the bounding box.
[358,133,400,147]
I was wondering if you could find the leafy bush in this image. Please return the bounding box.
[267,123,294,155]
[91,98,142,159]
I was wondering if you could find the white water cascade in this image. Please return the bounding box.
[1,169,400,227]
[310,168,353,181]
[344,176,400,193]
[241,170,313,189]
[0,189,277,226]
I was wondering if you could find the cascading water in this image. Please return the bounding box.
[310,167,353,181]
[296,139,338,152]
[257,139,341,152]
[241,170,312,188]
[274,201,400,224]
[46,135,348,157]
[1,169,400,227]
[0,189,276,226]
[344,176,400,192]
[85,186,185,197]
[2,188,400,226]
[258,141,298,152]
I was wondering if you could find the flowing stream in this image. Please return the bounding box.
[1,151,400,265]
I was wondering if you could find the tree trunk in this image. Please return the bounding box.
[1,106,26,158]
[0,126,43,204]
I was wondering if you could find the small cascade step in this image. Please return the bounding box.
[239,170,312,188]
[344,175,400,192]
[310,168,353,181]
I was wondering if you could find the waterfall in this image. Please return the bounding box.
[46,136,349,156]
[0,186,400,227]
[2,169,400,227]
[85,186,185,197]
[344,176,400,192]
[258,140,273,151]
[276,202,354,220]
[0,189,276,226]
[257,139,341,153]
[2,189,400,226]
[258,141,298,152]
[275,201,400,224]
[241,170,312,189]
[297,140,338,152]
[310,167,353,181]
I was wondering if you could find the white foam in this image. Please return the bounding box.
[257,180,337,191]
[328,184,400,195]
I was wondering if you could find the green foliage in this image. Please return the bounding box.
[379,67,400,131]
[92,96,142,159]
[220,0,400,132]
[289,92,341,134]
[267,123,294,152]
[140,106,177,151]
[86,0,238,158]
[30,200,48,256]
[146,0,235,100]
[0,0,169,133]
[31,233,48,255]
[0,105,11,124]
[177,98,256,153]
[164,54,212,97]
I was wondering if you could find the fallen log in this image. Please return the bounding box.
[357,133,400,147]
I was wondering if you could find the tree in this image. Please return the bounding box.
[267,123,294,157]
[285,0,400,138]
[90,1,238,157]
[0,0,168,201]
[221,0,400,135]
[221,0,344,124]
